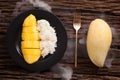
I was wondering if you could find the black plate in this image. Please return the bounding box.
[7,9,67,72]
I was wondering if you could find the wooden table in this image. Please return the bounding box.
[0,0,120,80]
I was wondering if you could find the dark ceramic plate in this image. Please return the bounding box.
[7,9,67,72]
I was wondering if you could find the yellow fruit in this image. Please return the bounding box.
[22,26,38,32]
[23,14,37,27]
[21,41,40,49]
[21,14,41,64]
[22,49,41,64]
[87,19,112,67]
[22,32,40,40]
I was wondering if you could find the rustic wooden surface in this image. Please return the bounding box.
[0,0,120,80]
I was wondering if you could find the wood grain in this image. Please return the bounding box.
[0,0,120,80]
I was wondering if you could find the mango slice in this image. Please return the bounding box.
[22,32,40,40]
[22,26,38,32]
[22,49,41,64]
[23,14,37,27]
[87,19,112,67]
[21,41,40,49]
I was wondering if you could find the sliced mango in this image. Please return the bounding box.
[22,26,38,32]
[22,32,40,40]
[21,14,41,64]
[87,19,112,67]
[23,14,37,27]
[21,41,40,49]
[22,49,41,64]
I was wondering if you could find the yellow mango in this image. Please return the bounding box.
[23,14,37,27]
[87,19,112,67]
[22,32,40,40]
[22,26,38,32]
[21,41,40,49]
[21,14,41,64]
[22,49,41,64]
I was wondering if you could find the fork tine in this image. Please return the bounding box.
[74,11,78,23]
[73,12,76,23]
[74,11,81,24]
[73,11,81,29]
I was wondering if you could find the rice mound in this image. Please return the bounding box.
[37,19,57,58]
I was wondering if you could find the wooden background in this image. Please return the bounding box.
[0,0,120,80]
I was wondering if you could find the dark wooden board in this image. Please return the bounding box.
[0,0,120,80]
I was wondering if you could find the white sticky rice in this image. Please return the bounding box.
[37,19,57,58]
